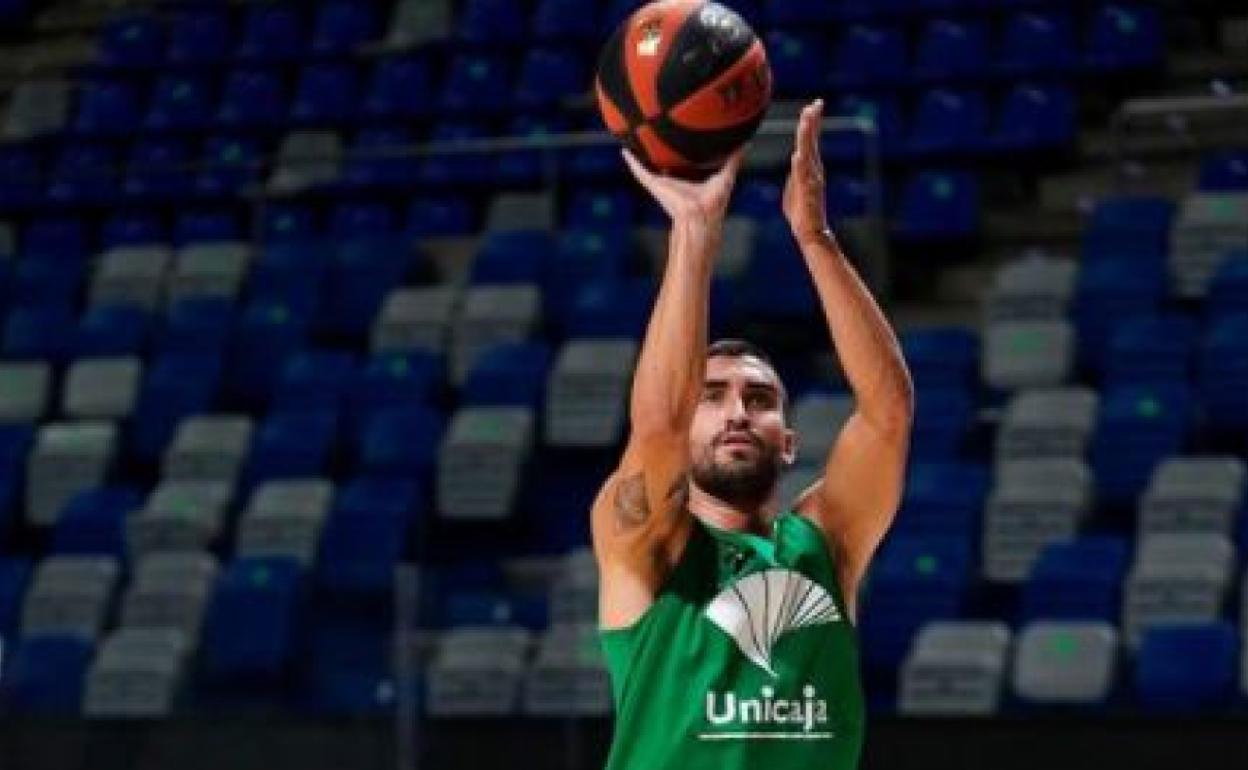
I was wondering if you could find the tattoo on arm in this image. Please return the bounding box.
[613,473,650,531]
[666,473,690,510]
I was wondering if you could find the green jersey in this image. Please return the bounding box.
[599,512,865,770]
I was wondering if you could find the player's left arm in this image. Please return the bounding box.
[785,100,915,624]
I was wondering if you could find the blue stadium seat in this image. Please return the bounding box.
[1090,383,1192,507]
[321,237,412,337]
[471,230,554,285]
[292,63,360,124]
[318,478,422,596]
[463,342,553,409]
[237,5,305,63]
[129,352,222,463]
[458,0,527,43]
[1021,536,1129,624]
[900,326,979,389]
[914,19,989,84]
[0,558,31,637]
[331,204,395,239]
[175,210,240,244]
[243,410,338,491]
[894,170,980,241]
[515,48,587,109]
[893,461,990,541]
[102,211,164,247]
[1208,256,1248,317]
[1196,313,1248,433]
[355,406,444,481]
[302,616,395,714]
[124,137,193,201]
[418,122,491,186]
[159,297,234,355]
[997,12,1077,76]
[1103,314,1198,386]
[73,79,141,136]
[97,13,165,68]
[827,174,870,218]
[216,70,288,128]
[363,57,433,119]
[497,114,569,185]
[1197,149,1248,192]
[825,93,907,162]
[350,352,442,427]
[834,0,907,23]
[202,558,305,681]
[0,145,41,208]
[311,0,378,54]
[2,304,74,362]
[263,205,320,244]
[1084,4,1163,72]
[13,259,83,308]
[766,0,838,25]
[546,228,630,323]
[47,143,118,204]
[275,351,358,413]
[1073,257,1164,369]
[830,25,908,90]
[765,30,829,96]
[21,218,86,261]
[407,197,475,237]
[0,637,93,714]
[736,221,818,320]
[145,74,214,131]
[906,89,990,156]
[564,277,654,339]
[533,0,601,42]
[1136,623,1239,711]
[567,189,636,230]
[167,8,230,65]
[988,84,1076,153]
[343,128,419,189]
[1082,196,1175,262]
[51,486,141,556]
[229,300,312,406]
[440,54,514,115]
[910,387,975,459]
[75,305,150,356]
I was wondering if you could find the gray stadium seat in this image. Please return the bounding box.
[127,480,232,557]
[984,253,1077,323]
[1122,533,1235,646]
[20,555,120,641]
[982,320,1075,390]
[0,221,14,259]
[485,193,556,232]
[426,626,532,716]
[716,217,758,279]
[451,285,542,384]
[898,621,1012,715]
[372,286,461,356]
[26,421,118,526]
[83,628,189,718]
[437,407,535,520]
[168,242,252,306]
[235,478,334,565]
[161,415,252,483]
[385,0,452,48]
[1138,456,1246,538]
[791,393,855,463]
[89,245,172,311]
[120,552,219,642]
[995,387,1098,461]
[0,362,52,423]
[549,549,596,625]
[983,459,1092,582]
[544,339,637,448]
[3,79,72,140]
[522,623,611,716]
[63,357,142,420]
[1169,193,1248,298]
[777,464,822,510]
[1012,621,1119,704]
[267,131,343,194]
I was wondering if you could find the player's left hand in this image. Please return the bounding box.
[783,99,832,246]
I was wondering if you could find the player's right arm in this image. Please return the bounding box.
[591,149,744,630]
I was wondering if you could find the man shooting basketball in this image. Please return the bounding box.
[592,100,914,769]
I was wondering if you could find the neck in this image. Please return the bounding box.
[687,483,778,535]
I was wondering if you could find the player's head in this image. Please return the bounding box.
[689,339,797,508]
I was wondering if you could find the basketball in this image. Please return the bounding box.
[595,0,772,179]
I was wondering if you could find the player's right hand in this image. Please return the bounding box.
[621,147,745,227]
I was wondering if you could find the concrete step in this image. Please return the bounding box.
[1039,160,1196,214]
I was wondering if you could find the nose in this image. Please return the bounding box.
[724,394,749,426]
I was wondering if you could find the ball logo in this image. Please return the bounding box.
[637,19,663,57]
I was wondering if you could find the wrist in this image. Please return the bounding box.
[795,225,837,251]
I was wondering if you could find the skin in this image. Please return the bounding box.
[591,100,914,631]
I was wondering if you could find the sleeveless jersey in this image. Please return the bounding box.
[599,512,865,770]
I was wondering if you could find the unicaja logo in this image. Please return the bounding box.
[702,684,832,741]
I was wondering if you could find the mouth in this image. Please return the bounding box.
[717,434,759,449]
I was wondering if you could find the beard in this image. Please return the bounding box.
[691,435,784,508]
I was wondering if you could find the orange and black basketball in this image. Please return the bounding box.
[595,0,772,179]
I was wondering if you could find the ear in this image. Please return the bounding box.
[781,427,798,466]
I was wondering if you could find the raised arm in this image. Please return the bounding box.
[786,101,915,623]
[591,149,744,629]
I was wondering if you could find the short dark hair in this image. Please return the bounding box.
[706,338,789,419]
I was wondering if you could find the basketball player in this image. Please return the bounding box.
[592,99,914,769]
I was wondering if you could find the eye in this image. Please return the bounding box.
[746,392,772,408]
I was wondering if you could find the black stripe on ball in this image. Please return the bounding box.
[596,21,644,129]
[652,110,766,167]
[657,2,755,113]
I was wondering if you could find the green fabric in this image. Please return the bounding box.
[600,512,865,770]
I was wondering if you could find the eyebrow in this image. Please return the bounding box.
[703,379,780,395]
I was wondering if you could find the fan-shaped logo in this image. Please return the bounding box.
[704,568,841,677]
